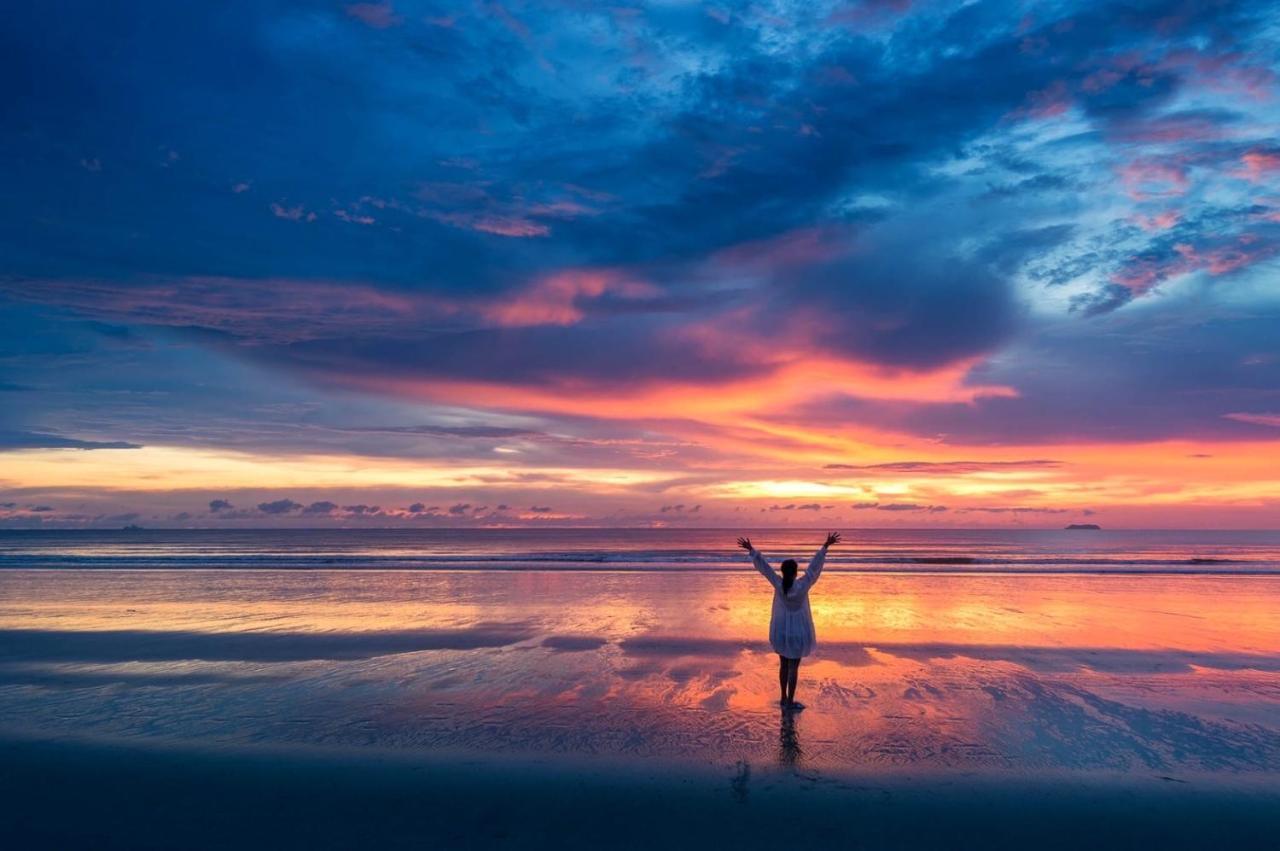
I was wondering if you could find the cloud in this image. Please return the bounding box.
[346,3,402,30]
[1,0,1278,529]
[269,202,317,223]
[257,499,302,515]
[1224,412,1280,428]
[954,506,1070,514]
[208,499,234,512]
[851,502,948,512]
[302,501,339,515]
[0,430,140,451]
[825,460,1063,474]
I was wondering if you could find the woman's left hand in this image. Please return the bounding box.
[737,536,753,551]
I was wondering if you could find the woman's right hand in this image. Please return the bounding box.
[737,536,753,552]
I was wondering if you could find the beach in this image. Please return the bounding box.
[6,733,1280,850]
[2,528,1279,848]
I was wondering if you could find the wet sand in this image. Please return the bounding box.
[2,566,1279,847]
[5,732,1280,851]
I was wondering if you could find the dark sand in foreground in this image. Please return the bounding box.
[4,733,1279,850]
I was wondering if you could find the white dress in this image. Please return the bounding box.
[750,545,827,659]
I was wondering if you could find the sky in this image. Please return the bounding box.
[2,0,1279,529]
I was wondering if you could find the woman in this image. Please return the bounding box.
[738,531,841,711]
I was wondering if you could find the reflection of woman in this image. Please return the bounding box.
[778,710,802,767]
[738,532,841,711]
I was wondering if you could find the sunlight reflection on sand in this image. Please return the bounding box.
[1,569,1278,776]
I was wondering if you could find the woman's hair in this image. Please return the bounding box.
[780,559,798,593]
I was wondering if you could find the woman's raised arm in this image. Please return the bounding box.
[795,531,840,594]
[739,537,781,591]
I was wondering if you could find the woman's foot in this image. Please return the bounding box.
[784,701,805,712]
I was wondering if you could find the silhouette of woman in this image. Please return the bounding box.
[738,531,840,711]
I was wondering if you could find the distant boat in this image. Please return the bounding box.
[1064,523,1101,530]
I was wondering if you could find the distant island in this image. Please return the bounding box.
[1064,523,1101,530]
[122,524,145,531]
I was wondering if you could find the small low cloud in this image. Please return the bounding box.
[851,502,947,512]
[303,501,338,515]
[825,459,1062,474]
[954,506,1070,514]
[209,499,234,512]
[660,504,701,513]
[257,499,302,515]
[448,503,471,515]
[343,504,381,515]
[529,505,552,513]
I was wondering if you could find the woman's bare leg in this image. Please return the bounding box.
[786,658,801,704]
[778,655,788,704]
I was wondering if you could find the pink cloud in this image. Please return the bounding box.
[484,1,532,43]
[1113,234,1277,294]
[817,65,858,86]
[416,181,598,237]
[463,215,549,238]
[1080,52,1152,94]
[1172,239,1274,276]
[1236,149,1280,182]
[346,2,401,29]
[1134,211,1180,231]
[825,0,913,29]
[479,270,657,327]
[1160,49,1277,101]
[270,202,317,222]
[334,209,376,225]
[1107,114,1225,144]
[3,277,418,343]
[525,200,597,219]
[712,227,848,272]
[1117,159,1189,201]
[1010,80,1072,121]
[1224,412,1280,428]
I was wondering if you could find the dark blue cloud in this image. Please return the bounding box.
[1,0,1278,458]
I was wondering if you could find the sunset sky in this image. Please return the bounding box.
[2,0,1279,528]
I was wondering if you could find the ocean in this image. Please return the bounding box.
[3,527,1279,572]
